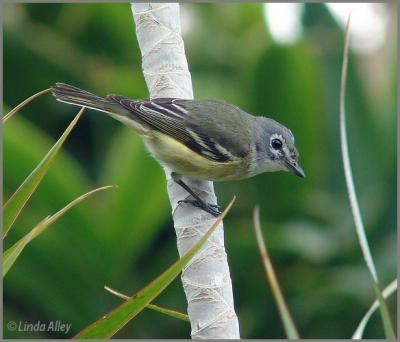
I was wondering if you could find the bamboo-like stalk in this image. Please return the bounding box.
[131,3,240,339]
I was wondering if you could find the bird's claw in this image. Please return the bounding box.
[178,199,222,217]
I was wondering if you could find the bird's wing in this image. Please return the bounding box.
[107,96,251,162]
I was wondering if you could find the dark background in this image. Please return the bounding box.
[3,3,397,339]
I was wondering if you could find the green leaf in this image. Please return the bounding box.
[253,206,300,339]
[3,108,84,239]
[3,112,103,325]
[104,286,189,322]
[74,197,235,339]
[3,113,91,208]
[352,279,397,339]
[3,185,113,277]
[3,88,51,124]
[339,17,396,340]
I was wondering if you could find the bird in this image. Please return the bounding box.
[51,83,305,217]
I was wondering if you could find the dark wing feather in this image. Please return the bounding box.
[107,96,237,162]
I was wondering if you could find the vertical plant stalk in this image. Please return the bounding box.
[131,3,240,339]
[339,16,395,340]
[253,207,299,339]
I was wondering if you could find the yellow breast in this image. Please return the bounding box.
[144,132,250,181]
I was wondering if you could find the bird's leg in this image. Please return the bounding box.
[172,173,221,217]
[177,181,222,217]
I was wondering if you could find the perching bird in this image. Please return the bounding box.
[52,83,304,216]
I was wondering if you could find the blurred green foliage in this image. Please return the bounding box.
[3,3,397,339]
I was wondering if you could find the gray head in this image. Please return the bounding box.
[252,117,305,178]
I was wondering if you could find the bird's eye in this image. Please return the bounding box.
[271,138,283,150]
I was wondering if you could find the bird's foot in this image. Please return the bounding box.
[178,199,221,217]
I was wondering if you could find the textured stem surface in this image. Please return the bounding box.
[131,3,240,339]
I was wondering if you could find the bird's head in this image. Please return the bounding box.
[254,117,305,178]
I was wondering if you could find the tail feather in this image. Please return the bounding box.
[51,83,128,115]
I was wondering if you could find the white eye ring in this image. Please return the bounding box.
[270,133,285,147]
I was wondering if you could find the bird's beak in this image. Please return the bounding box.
[284,159,305,178]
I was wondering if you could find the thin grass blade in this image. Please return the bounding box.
[3,185,113,277]
[352,279,397,339]
[3,88,51,124]
[339,16,395,339]
[253,206,300,339]
[74,197,235,339]
[104,286,189,322]
[3,108,85,239]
